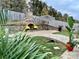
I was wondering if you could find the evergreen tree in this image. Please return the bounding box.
[2,0,26,12]
[41,3,48,15]
[62,13,68,21]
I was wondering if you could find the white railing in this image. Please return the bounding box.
[7,10,25,20]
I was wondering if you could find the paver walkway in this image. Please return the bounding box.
[26,30,69,44]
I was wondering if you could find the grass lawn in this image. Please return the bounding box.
[53,30,69,36]
[31,36,66,59]
[54,30,79,38]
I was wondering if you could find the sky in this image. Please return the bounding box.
[42,0,79,20]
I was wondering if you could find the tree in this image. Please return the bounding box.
[31,0,43,16]
[62,13,68,21]
[55,11,62,20]
[41,4,48,15]
[2,0,27,12]
[48,6,53,16]
[30,0,72,22]
[30,0,49,16]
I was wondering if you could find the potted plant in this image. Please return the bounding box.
[66,17,77,51]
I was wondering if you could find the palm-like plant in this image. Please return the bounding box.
[0,31,50,59]
[0,9,8,38]
[0,9,8,58]
[66,17,79,51]
[0,9,8,25]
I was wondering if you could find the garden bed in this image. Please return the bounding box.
[31,36,66,58]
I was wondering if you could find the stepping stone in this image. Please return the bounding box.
[53,46,60,50]
[9,34,14,37]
